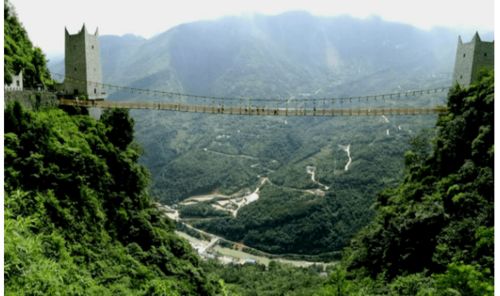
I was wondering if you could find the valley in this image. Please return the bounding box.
[180,176,268,217]
[158,202,335,268]
[48,11,457,257]
[6,0,494,294]
[146,111,440,258]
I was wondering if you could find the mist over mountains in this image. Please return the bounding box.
[49,11,493,97]
[47,11,492,256]
[8,0,494,291]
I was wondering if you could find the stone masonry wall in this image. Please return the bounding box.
[471,40,494,83]
[64,27,87,96]
[84,30,104,99]
[64,25,104,99]
[452,34,494,87]
[452,39,475,86]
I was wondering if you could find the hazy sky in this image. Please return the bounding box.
[10,0,495,56]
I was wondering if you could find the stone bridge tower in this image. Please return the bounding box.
[64,24,104,99]
[452,32,494,87]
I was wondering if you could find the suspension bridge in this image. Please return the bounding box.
[58,98,447,116]
[6,74,452,117]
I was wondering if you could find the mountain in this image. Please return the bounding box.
[4,2,220,294]
[48,12,482,257]
[318,71,494,296]
[4,1,52,88]
[50,12,469,96]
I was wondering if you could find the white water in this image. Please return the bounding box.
[339,144,352,171]
[306,166,329,190]
[181,177,268,218]
[179,158,330,219]
[155,202,180,221]
[230,177,269,217]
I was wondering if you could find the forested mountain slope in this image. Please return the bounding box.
[4,2,220,294]
[48,11,482,257]
[7,1,494,294]
[50,12,466,96]
[4,1,51,87]
[316,72,494,295]
[4,103,221,295]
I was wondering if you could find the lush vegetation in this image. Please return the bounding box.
[133,107,440,257]
[55,12,459,256]
[4,4,221,292]
[315,72,494,295]
[4,0,52,88]
[7,2,493,294]
[191,117,428,256]
[4,3,221,294]
[203,260,328,296]
[4,103,222,295]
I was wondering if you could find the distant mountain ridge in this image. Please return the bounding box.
[49,11,494,98]
[46,11,493,256]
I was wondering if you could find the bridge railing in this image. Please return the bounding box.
[53,72,450,107]
[59,98,448,116]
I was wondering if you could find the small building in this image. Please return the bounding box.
[5,71,23,91]
[452,32,494,87]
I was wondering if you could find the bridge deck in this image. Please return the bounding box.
[59,98,447,116]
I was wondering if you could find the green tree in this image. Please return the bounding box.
[4,0,53,88]
[100,108,135,150]
[340,72,494,293]
[4,103,221,295]
[432,263,493,296]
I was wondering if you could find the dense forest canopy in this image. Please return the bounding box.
[4,2,220,291]
[4,0,494,294]
[316,71,494,295]
[4,0,52,88]
[47,11,464,257]
[4,102,222,294]
[200,71,495,296]
[5,74,493,295]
